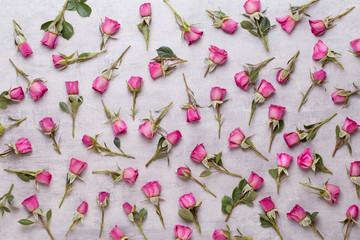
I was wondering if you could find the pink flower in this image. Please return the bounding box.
[123,167,138,184]
[313,69,326,83]
[138,121,156,139]
[287,204,307,222]
[277,153,293,168]
[141,181,162,197]
[65,81,79,95]
[342,117,359,134]
[102,17,120,36]
[228,127,245,148]
[36,171,52,184]
[184,27,203,46]
[244,0,261,14]
[15,138,32,153]
[248,171,264,190]
[283,132,300,148]
[234,71,250,90]
[268,104,286,120]
[190,144,207,163]
[312,40,328,60]
[309,20,326,36]
[112,119,127,136]
[350,39,360,53]
[276,15,296,34]
[148,62,163,80]
[210,87,226,101]
[212,229,227,240]
[139,3,151,17]
[109,225,125,240]
[186,108,201,122]
[325,184,340,205]
[52,55,65,67]
[176,167,191,177]
[221,18,238,34]
[29,81,48,102]
[174,225,193,240]
[209,45,228,65]
[257,79,275,97]
[179,193,196,209]
[40,32,58,49]
[82,135,93,147]
[77,201,88,214]
[123,202,133,214]
[276,69,289,84]
[39,117,56,133]
[259,196,275,212]
[69,158,88,175]
[98,192,110,205]
[127,76,143,91]
[297,148,314,169]
[92,76,109,94]
[18,42,33,57]
[350,161,360,177]
[331,90,347,104]
[9,87,24,101]
[166,130,182,145]
[22,194,39,212]
[346,205,359,219]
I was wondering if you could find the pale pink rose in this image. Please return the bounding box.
[248,171,264,190]
[123,202,133,214]
[283,132,300,148]
[148,62,163,80]
[234,71,250,90]
[166,130,182,145]
[186,108,201,122]
[141,181,162,197]
[112,119,127,136]
[139,3,151,17]
[297,148,313,169]
[127,76,143,91]
[309,20,326,36]
[123,167,138,184]
[209,45,228,64]
[210,87,226,101]
[259,196,275,212]
[190,144,207,163]
[184,27,203,46]
[325,184,340,205]
[29,81,48,102]
[212,229,227,240]
[10,87,24,101]
[287,204,307,222]
[40,32,58,49]
[22,194,39,212]
[82,135,93,147]
[331,90,347,104]
[350,39,360,53]
[276,69,289,84]
[346,205,359,219]
[276,15,296,34]
[36,171,52,184]
[228,127,246,148]
[39,117,56,133]
[257,79,275,97]
[312,40,328,60]
[65,81,79,95]
[15,138,32,153]
[77,201,88,214]
[313,69,326,83]
[179,193,196,209]
[268,104,286,120]
[244,0,261,14]
[176,167,191,177]
[109,225,125,240]
[342,117,359,134]
[102,17,120,35]
[221,18,238,34]
[350,161,360,177]
[69,158,88,175]
[277,153,293,168]
[18,42,33,57]
[98,192,110,205]
[138,121,156,139]
[52,55,65,67]
[174,225,193,240]
[92,76,109,94]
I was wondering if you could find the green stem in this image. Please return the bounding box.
[329,6,355,23]
[249,102,257,125]
[212,164,242,178]
[298,83,314,112]
[0,184,14,200]
[191,209,201,233]
[51,133,61,155]
[255,20,269,52]
[249,145,269,161]
[9,58,31,84]
[65,220,77,237]
[216,104,222,139]
[204,65,210,78]
[191,176,217,198]
[71,114,75,138]
[39,215,55,240]
[99,206,105,238]
[273,225,284,240]
[343,220,351,240]
[349,89,360,96]
[109,45,131,70]
[332,138,344,157]
[155,101,173,125]
[4,117,27,130]
[299,0,319,14]
[156,204,165,228]
[258,57,275,70]
[163,0,185,27]
[276,172,281,194]
[13,20,21,36]
[310,223,325,240]
[314,113,337,131]
[0,149,15,157]
[268,128,276,153]
[298,182,322,191]
[136,223,148,240]
[131,91,137,121]
[59,184,70,208]
[145,148,160,167]
[355,185,359,198]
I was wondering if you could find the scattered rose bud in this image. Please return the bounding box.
[179,193,196,209]
[109,225,125,240]
[41,32,58,49]
[244,0,261,14]
[268,105,286,151]
[269,153,293,193]
[36,171,52,185]
[276,51,299,84]
[277,153,293,168]
[21,194,39,212]
[350,39,360,55]
[221,18,238,34]
[178,192,202,233]
[141,181,165,228]
[15,138,32,153]
[287,204,307,222]
[259,196,275,212]
[39,117,56,133]
[65,201,89,237]
[18,43,33,58]
[309,20,325,36]
[204,45,228,77]
[139,3,151,17]
[174,225,193,240]
[299,180,340,205]
[248,171,264,190]
[190,144,207,163]
[346,205,359,219]
[139,121,156,139]
[148,62,163,80]
[313,40,343,69]
[77,201,88,215]
[283,132,300,147]
[258,79,275,97]
[122,202,133,215]
[97,192,110,237]
[276,15,296,34]
[234,71,250,90]
[82,135,93,147]
[123,167,139,184]
[65,81,79,95]
[9,87,25,101]
[69,158,88,175]
[166,130,182,145]
[206,9,238,34]
[100,17,120,49]
[29,81,48,102]
[184,27,203,46]
[333,117,358,157]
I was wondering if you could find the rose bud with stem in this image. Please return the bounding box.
[0,86,25,109]
[346,161,360,198]
[65,201,88,237]
[141,181,165,228]
[331,86,360,107]
[127,76,143,120]
[204,45,228,78]
[258,196,284,240]
[249,80,275,125]
[39,117,61,154]
[275,50,300,84]
[340,205,359,240]
[0,138,32,158]
[333,117,359,157]
[175,225,193,240]
[350,39,360,56]
[99,17,120,50]
[0,184,14,215]
[138,3,152,50]
[268,104,286,152]
[52,49,107,70]
[297,148,332,175]
[123,202,148,240]
[212,224,252,240]
[208,87,228,138]
[206,9,238,34]
[97,192,110,238]
[4,168,51,189]
[299,179,340,205]
[13,20,33,57]
[93,164,138,184]
[109,225,129,240]
[178,193,202,233]
[181,74,202,122]
[268,153,293,194]
[0,116,26,137]
[312,40,343,69]
[101,100,127,136]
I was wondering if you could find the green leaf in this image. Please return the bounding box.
[259,215,272,228]
[310,212,319,221]
[242,199,254,206]
[213,10,226,18]
[7,195,14,203]
[2,206,10,213]
[41,21,53,31]
[0,100,8,109]
[156,46,176,58]
[114,137,121,149]
[259,17,270,32]
[157,137,165,147]
[238,179,248,192]
[59,102,70,113]
[215,152,223,166]
[16,173,31,182]
[274,120,284,134]
[199,170,214,178]
[248,69,260,83]
[75,2,92,17]
[245,191,258,202]
[232,187,242,202]
[303,123,315,129]
[308,130,317,140]
[221,196,233,213]
[46,209,52,222]
[18,219,35,225]
[248,30,261,38]
[178,209,193,221]
[111,174,117,180]
[78,53,90,58]
[346,142,352,155]
[139,208,148,224]
[335,125,340,139]
[61,21,74,40]
[268,168,278,180]
[66,0,76,10]
[240,20,255,30]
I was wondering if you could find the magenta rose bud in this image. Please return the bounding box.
[221,18,238,34]
[69,158,88,175]
[9,87,24,101]
[268,104,286,120]
[39,117,56,133]
[22,194,39,212]
[15,138,32,153]
[77,201,88,214]
[234,71,250,90]
[258,79,275,97]
[98,192,110,205]
[184,26,203,46]
[41,32,58,49]
[342,117,359,134]
[18,42,33,57]
[141,181,162,197]
[283,132,300,148]
[210,87,226,101]
[112,119,127,136]
[139,3,151,17]
[259,196,275,212]
[123,202,133,215]
[228,127,245,148]
[313,69,326,83]
[166,130,182,145]
[138,121,156,139]
[312,40,328,60]
[276,15,296,34]
[179,193,196,209]
[309,20,326,36]
[209,45,228,65]
[277,153,293,168]
[82,135,93,147]
[29,81,48,102]
[52,55,65,67]
[190,144,207,163]
[102,17,120,36]
[92,76,109,94]
[109,225,125,240]
[297,148,314,169]
[350,161,360,177]
[174,225,193,240]
[186,108,201,122]
[123,167,138,184]
[244,0,261,14]
[212,229,227,240]
[36,171,52,184]
[346,205,359,219]
[176,167,191,177]
[127,76,143,91]
[276,69,289,84]
[331,90,347,104]
[325,184,340,204]
[248,171,264,190]
[350,39,360,53]
[287,204,307,222]
[65,81,79,95]
[148,62,163,80]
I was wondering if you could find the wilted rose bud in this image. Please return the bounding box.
[141,181,162,197]
[342,117,359,134]
[257,79,275,98]
[179,193,196,209]
[36,171,52,184]
[29,81,48,102]
[112,119,127,136]
[209,45,228,65]
[325,184,340,205]
[21,194,39,212]
[41,32,58,49]
[65,81,79,95]
[283,132,300,148]
[127,76,143,91]
[309,20,326,36]
[9,87,24,101]
[210,87,226,101]
[248,171,264,190]
[228,127,245,148]
[331,90,347,104]
[98,192,110,206]
[139,3,151,17]
[277,153,293,168]
[109,225,125,240]
[350,161,360,177]
[176,167,191,178]
[174,225,193,240]
[39,117,56,133]
[184,27,203,46]
[244,0,261,14]
[221,18,238,34]
[52,55,65,67]
[350,39,360,54]
[122,202,133,215]
[15,138,32,153]
[234,71,250,90]
[92,76,109,94]
[287,204,307,222]
[186,108,201,122]
[166,130,182,145]
[69,158,88,175]
[312,69,326,84]
[102,17,120,36]
[190,144,207,163]
[276,15,296,34]
[82,135,93,147]
[297,148,313,168]
[18,42,33,58]
[259,196,275,212]
[268,104,286,120]
[77,201,88,215]
[148,62,163,80]
[138,121,156,139]
[312,40,328,60]
[346,205,359,219]
[122,167,138,184]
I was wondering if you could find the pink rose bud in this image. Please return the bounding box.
[36,171,52,184]
[9,87,25,101]
[18,42,33,57]
[174,225,193,240]
[166,130,182,145]
[268,104,286,120]
[313,69,326,83]
[212,229,227,240]
[127,76,143,91]
[297,148,314,169]
[346,205,359,219]
[350,161,360,177]
[15,138,32,153]
[283,132,300,148]
[276,15,296,34]
[209,45,228,65]
[40,32,58,49]
[259,196,275,212]
[309,20,326,36]
[277,153,293,168]
[210,87,226,101]
[276,69,289,84]
[190,144,207,163]
[244,0,261,14]
[82,135,93,147]
[52,55,65,67]
[287,204,307,222]
[123,202,133,215]
[187,108,201,122]
[22,194,39,212]
[112,119,127,136]
[123,167,138,184]
[179,193,196,209]
[138,121,156,139]
[184,26,203,46]
[331,90,346,104]
[65,81,79,95]
[92,76,109,94]
[29,81,48,102]
[350,39,360,53]
[257,79,275,97]
[102,17,120,36]
[325,184,340,204]
[234,71,250,90]
[148,62,163,80]
[98,192,110,205]
[141,181,162,197]
[69,158,88,175]
[342,117,359,134]
[221,18,238,34]
[39,117,56,133]
[139,3,151,17]
[248,171,264,190]
[109,225,125,240]
[228,127,246,148]
[312,40,328,60]
[77,201,88,214]
[176,167,191,177]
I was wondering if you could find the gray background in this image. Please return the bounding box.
[0,0,360,239]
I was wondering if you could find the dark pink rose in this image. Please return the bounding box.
[15,138,32,153]
[77,201,88,214]
[297,148,313,169]
[141,181,162,197]
[283,132,300,148]
[309,20,326,36]
[22,194,39,212]
[9,87,24,101]
[18,42,33,57]
[29,81,48,102]
[190,144,207,163]
[248,171,264,190]
[259,196,275,212]
[287,204,307,222]
[36,171,52,184]
[276,15,296,34]
[184,27,203,46]
[102,17,120,35]
[209,45,227,64]
[69,158,87,175]
[342,117,359,134]
[41,32,58,49]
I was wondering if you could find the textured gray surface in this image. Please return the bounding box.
[0,0,360,239]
